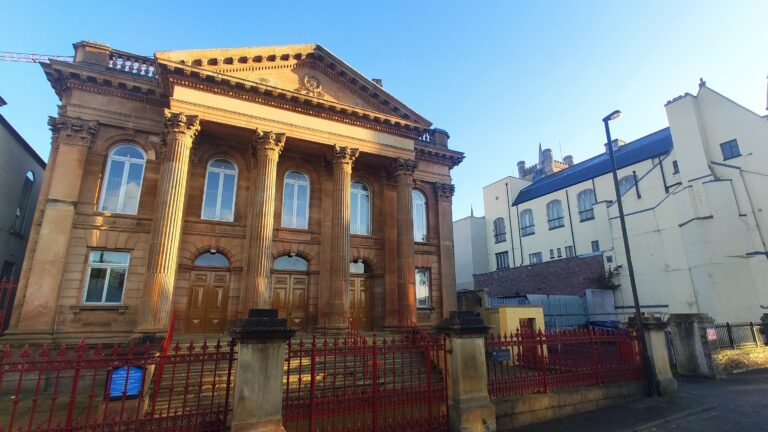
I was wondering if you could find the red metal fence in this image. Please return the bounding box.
[485,328,643,399]
[0,278,17,334]
[283,325,448,432]
[0,338,236,431]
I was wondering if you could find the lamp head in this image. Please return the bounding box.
[603,110,622,122]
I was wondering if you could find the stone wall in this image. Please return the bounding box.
[494,381,646,430]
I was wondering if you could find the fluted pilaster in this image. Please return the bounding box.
[136,110,199,333]
[435,182,457,318]
[242,130,286,312]
[395,158,418,326]
[327,146,359,329]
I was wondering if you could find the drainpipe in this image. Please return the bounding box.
[505,182,516,267]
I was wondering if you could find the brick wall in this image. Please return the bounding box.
[473,254,605,297]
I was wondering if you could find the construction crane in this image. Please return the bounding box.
[0,51,73,63]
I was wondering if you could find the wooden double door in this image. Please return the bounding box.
[272,272,308,330]
[186,271,229,334]
[350,275,372,331]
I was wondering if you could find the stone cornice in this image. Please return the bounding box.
[415,143,465,169]
[158,63,425,140]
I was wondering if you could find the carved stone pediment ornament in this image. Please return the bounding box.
[48,115,99,148]
[295,75,325,98]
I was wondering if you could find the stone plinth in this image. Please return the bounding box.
[230,309,296,432]
[629,314,678,395]
[438,311,496,432]
[668,313,716,378]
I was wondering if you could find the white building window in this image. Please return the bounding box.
[493,217,507,243]
[546,200,564,230]
[577,189,596,222]
[520,209,535,236]
[495,251,509,270]
[281,171,310,229]
[99,144,146,214]
[416,268,430,308]
[591,240,600,253]
[565,245,575,257]
[549,249,555,259]
[202,159,237,221]
[720,139,741,160]
[351,181,371,235]
[618,175,636,196]
[83,251,130,304]
[529,252,543,264]
[413,190,428,242]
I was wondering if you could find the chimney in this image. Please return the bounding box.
[517,161,527,178]
[563,155,574,166]
[372,78,384,88]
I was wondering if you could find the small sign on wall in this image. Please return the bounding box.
[492,349,511,362]
[107,365,145,400]
[706,328,718,341]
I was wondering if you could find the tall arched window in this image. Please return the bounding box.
[618,175,636,196]
[492,217,506,243]
[202,159,238,221]
[273,255,309,271]
[281,171,310,229]
[412,189,427,242]
[13,171,34,233]
[194,251,230,267]
[99,144,146,214]
[546,199,564,230]
[577,189,596,222]
[351,181,371,235]
[520,209,535,236]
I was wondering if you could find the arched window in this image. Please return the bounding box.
[577,189,596,222]
[202,159,238,221]
[351,181,371,235]
[13,170,34,233]
[546,200,564,230]
[618,175,636,196]
[281,171,310,229]
[492,217,506,243]
[273,255,309,271]
[520,209,535,236]
[350,260,371,274]
[193,251,230,267]
[99,144,146,214]
[412,189,428,242]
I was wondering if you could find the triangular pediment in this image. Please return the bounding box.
[155,44,431,127]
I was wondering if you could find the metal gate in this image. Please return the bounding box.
[283,326,448,431]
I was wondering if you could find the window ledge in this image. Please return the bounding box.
[548,225,565,231]
[70,304,129,315]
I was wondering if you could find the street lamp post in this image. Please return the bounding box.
[603,110,657,397]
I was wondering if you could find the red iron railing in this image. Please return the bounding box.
[283,326,448,432]
[485,328,643,399]
[0,337,237,431]
[0,278,17,334]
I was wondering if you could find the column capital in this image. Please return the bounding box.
[333,145,359,167]
[163,110,200,139]
[394,158,418,176]
[47,115,99,148]
[433,182,456,201]
[253,129,286,158]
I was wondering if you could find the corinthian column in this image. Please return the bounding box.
[242,130,286,312]
[14,116,98,333]
[395,158,418,326]
[435,182,458,318]
[327,146,359,329]
[136,111,199,334]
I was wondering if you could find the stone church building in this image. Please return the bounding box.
[8,41,463,339]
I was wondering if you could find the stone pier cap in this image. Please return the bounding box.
[229,309,297,342]
[437,310,490,336]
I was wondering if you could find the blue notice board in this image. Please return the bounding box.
[107,365,145,399]
[492,349,511,362]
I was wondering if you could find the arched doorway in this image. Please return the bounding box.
[350,260,372,331]
[187,251,230,334]
[271,255,308,330]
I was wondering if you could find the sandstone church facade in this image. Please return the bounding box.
[8,41,463,339]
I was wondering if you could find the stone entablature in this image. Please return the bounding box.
[9,41,463,339]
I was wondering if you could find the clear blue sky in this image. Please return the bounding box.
[1,1,766,219]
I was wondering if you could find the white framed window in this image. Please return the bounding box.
[281,171,310,229]
[83,251,130,304]
[416,268,430,308]
[99,144,146,214]
[529,252,543,264]
[565,245,575,257]
[495,251,509,270]
[202,159,238,221]
[577,189,596,222]
[520,209,535,236]
[618,175,636,196]
[413,189,428,242]
[591,240,600,253]
[351,181,371,235]
[493,217,507,243]
[547,199,564,230]
[549,249,555,259]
